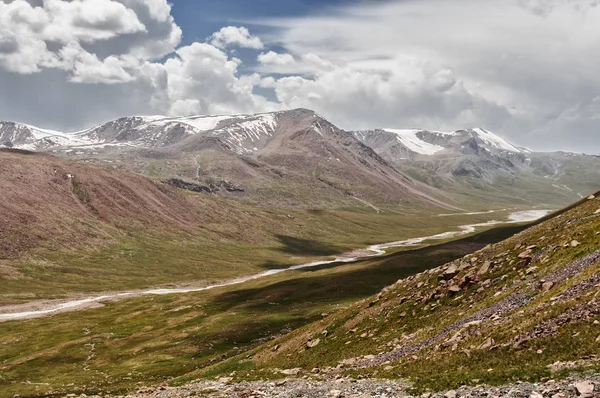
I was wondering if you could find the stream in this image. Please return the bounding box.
[0,209,550,321]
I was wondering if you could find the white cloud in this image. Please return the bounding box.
[258,51,294,66]
[255,0,600,152]
[1,0,599,154]
[0,2,276,129]
[256,51,334,75]
[0,0,180,81]
[160,42,275,116]
[209,26,264,50]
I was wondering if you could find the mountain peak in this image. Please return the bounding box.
[354,127,524,157]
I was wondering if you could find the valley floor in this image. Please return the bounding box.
[0,209,549,322]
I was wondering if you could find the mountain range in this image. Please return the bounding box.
[1,109,599,210]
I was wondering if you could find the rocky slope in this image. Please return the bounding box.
[352,128,600,207]
[81,375,599,397]
[0,110,453,210]
[207,192,600,393]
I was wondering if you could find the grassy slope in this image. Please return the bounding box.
[0,221,528,397]
[0,150,469,305]
[1,200,516,306]
[214,192,600,394]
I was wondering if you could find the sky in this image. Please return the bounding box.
[0,0,599,154]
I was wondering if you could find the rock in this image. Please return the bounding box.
[218,377,232,383]
[458,275,472,289]
[526,266,538,275]
[477,261,491,276]
[479,337,494,350]
[530,392,544,398]
[448,285,461,294]
[573,381,595,396]
[307,338,321,349]
[272,344,280,352]
[444,390,457,398]
[594,209,600,214]
[517,258,532,269]
[519,250,533,259]
[588,194,596,199]
[541,281,555,292]
[571,240,581,247]
[280,368,303,375]
[328,389,342,398]
[443,264,459,280]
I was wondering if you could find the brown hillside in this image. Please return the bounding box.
[0,149,204,259]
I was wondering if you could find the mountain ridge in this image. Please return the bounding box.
[1,109,457,210]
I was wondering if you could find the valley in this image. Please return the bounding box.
[0,110,598,398]
[0,211,540,398]
[2,1,600,396]
[0,209,549,322]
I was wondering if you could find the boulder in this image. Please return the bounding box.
[280,368,303,375]
[573,380,595,396]
[306,338,321,349]
[443,264,459,280]
[541,281,554,292]
[479,337,494,350]
[571,240,581,247]
[448,285,461,294]
[518,250,533,259]
[526,266,538,275]
[477,261,491,276]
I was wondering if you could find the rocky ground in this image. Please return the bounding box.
[86,375,599,397]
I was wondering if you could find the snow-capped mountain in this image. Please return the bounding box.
[352,127,600,206]
[2,111,598,209]
[0,121,92,150]
[0,109,453,210]
[1,112,287,155]
[352,128,527,160]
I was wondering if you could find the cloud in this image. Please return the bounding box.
[159,42,277,116]
[0,1,275,130]
[0,0,599,154]
[208,26,264,50]
[256,51,334,75]
[0,0,180,80]
[256,0,600,153]
[257,51,294,66]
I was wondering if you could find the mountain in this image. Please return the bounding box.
[0,109,453,210]
[227,192,600,394]
[352,128,600,207]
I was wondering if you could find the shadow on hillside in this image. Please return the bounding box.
[210,224,531,316]
[273,234,344,256]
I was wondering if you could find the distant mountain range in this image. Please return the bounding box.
[1,109,599,210]
[352,127,600,207]
[0,109,453,210]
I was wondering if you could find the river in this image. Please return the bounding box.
[0,209,550,321]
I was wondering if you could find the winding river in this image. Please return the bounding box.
[0,209,550,322]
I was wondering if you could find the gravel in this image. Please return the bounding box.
[86,374,600,397]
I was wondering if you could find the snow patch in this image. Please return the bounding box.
[471,128,521,152]
[383,129,445,155]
